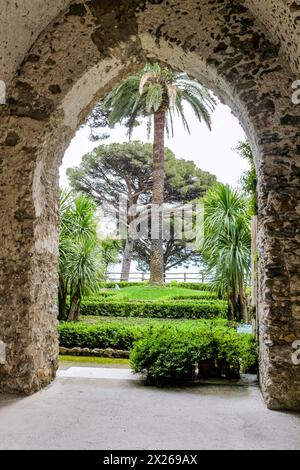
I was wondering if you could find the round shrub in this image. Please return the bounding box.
[130,323,257,384]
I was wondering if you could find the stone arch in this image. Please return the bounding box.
[0,0,299,409]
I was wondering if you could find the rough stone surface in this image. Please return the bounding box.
[0,378,299,450]
[0,0,299,409]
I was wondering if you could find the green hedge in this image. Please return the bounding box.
[58,321,145,350]
[80,299,227,319]
[99,281,213,291]
[169,281,213,291]
[58,320,257,382]
[99,281,148,288]
[130,323,257,384]
[167,292,217,301]
[88,291,217,302]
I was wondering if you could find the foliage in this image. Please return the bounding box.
[130,321,257,384]
[168,281,213,291]
[68,142,216,206]
[202,184,251,321]
[80,316,219,326]
[58,319,257,381]
[236,141,257,215]
[58,191,119,321]
[132,238,203,273]
[104,63,216,139]
[104,63,216,284]
[68,142,153,208]
[89,286,217,301]
[99,281,149,288]
[67,141,216,276]
[85,101,110,142]
[98,281,213,290]
[58,321,145,350]
[80,299,227,319]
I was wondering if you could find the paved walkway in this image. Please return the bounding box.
[58,366,139,380]
[0,370,299,450]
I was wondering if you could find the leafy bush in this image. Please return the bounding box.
[80,299,227,319]
[169,282,213,291]
[130,322,257,384]
[167,292,217,301]
[58,319,257,384]
[92,291,118,299]
[58,321,145,350]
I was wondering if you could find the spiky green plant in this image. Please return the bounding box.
[59,191,119,321]
[202,184,251,321]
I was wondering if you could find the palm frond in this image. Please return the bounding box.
[145,84,163,113]
[104,62,216,140]
[139,71,157,95]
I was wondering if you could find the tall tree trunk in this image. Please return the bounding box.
[68,286,81,322]
[228,288,240,322]
[238,285,249,323]
[150,110,165,285]
[121,237,134,281]
[58,274,68,321]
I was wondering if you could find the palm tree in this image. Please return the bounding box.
[104,63,216,284]
[202,184,251,322]
[59,191,118,321]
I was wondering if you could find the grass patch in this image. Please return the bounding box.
[92,285,217,302]
[59,355,130,366]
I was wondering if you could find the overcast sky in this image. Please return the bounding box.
[60,99,249,189]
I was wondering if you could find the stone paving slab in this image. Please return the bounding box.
[0,376,299,449]
[57,367,139,380]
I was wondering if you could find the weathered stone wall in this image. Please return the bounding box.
[0,116,60,393]
[245,0,300,74]
[0,0,299,409]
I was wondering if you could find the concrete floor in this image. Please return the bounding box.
[0,375,299,450]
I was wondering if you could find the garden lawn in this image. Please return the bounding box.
[90,285,217,302]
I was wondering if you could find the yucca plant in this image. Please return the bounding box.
[202,184,251,321]
[104,63,216,285]
[59,191,119,321]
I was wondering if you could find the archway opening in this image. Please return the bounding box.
[0,0,299,411]
[58,69,258,385]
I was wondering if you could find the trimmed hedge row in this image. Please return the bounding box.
[131,323,257,383]
[169,282,213,291]
[89,290,218,301]
[58,320,257,381]
[99,281,148,288]
[58,321,144,350]
[80,299,227,319]
[99,281,213,291]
